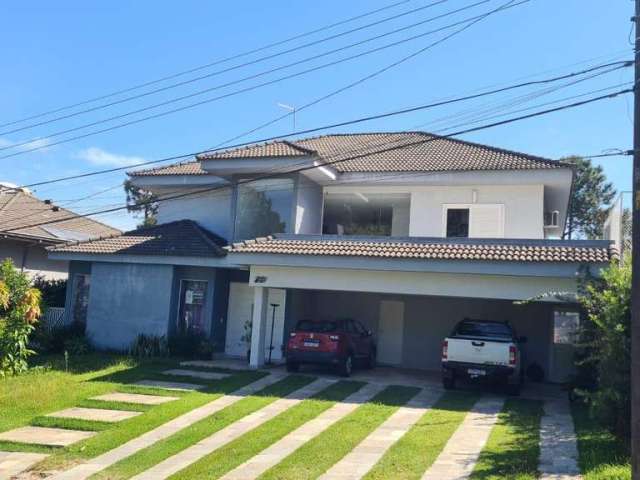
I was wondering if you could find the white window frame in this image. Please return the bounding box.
[442,203,505,238]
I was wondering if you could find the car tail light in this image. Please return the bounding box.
[329,335,340,341]
[442,340,448,360]
[509,345,517,365]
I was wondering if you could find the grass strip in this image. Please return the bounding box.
[36,370,266,472]
[93,374,316,480]
[260,385,420,480]
[170,380,365,480]
[77,399,152,412]
[364,391,479,480]
[470,398,543,480]
[572,402,631,480]
[30,415,113,432]
[0,440,61,454]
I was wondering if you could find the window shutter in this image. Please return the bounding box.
[469,204,504,238]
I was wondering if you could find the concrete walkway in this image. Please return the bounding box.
[539,398,582,479]
[0,451,48,478]
[47,407,141,423]
[319,388,441,480]
[161,369,229,380]
[131,378,335,480]
[0,426,96,447]
[91,392,178,405]
[50,373,286,480]
[421,396,505,480]
[221,382,387,480]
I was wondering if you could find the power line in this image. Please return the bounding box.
[16,58,630,190]
[0,0,526,158]
[0,0,455,137]
[2,86,632,235]
[0,0,414,130]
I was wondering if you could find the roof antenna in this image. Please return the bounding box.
[277,103,296,132]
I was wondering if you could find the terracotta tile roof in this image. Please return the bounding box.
[227,235,613,264]
[49,220,226,257]
[131,132,566,177]
[0,189,120,243]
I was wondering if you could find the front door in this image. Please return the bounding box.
[550,310,580,383]
[177,280,208,335]
[377,300,404,365]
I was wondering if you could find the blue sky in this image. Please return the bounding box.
[0,0,634,230]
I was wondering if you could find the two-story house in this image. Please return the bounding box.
[49,132,614,382]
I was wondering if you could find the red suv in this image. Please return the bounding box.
[285,319,376,377]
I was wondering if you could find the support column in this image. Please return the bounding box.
[249,286,268,368]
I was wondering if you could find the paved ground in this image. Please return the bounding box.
[5,362,583,479]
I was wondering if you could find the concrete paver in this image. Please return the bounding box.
[161,369,229,380]
[131,378,336,480]
[47,407,142,423]
[221,382,387,480]
[49,373,286,480]
[421,396,505,480]
[319,388,441,480]
[91,392,179,405]
[0,426,96,447]
[0,451,48,478]
[539,398,582,479]
[133,380,204,391]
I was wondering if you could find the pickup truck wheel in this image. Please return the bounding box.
[443,376,456,390]
[286,361,299,373]
[339,354,353,377]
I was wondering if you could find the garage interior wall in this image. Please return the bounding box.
[286,289,553,376]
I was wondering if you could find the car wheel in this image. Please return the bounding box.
[506,382,521,396]
[286,361,299,373]
[340,354,353,377]
[443,376,455,390]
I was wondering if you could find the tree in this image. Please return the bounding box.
[562,156,616,239]
[124,179,158,228]
[0,259,41,376]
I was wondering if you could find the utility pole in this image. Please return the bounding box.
[632,1,640,477]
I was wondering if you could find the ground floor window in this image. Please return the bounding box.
[177,280,208,335]
[553,310,580,344]
[71,273,91,325]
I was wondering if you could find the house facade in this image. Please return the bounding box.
[49,132,613,382]
[0,185,120,280]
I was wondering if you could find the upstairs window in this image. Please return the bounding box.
[446,208,470,238]
[234,178,294,240]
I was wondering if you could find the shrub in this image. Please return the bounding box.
[574,259,631,439]
[168,330,213,359]
[0,259,42,376]
[129,334,169,358]
[31,276,67,308]
[32,322,86,354]
[63,335,92,355]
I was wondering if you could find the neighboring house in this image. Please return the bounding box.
[0,185,120,280]
[48,132,614,382]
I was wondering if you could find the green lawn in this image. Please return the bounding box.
[572,403,631,480]
[470,399,543,480]
[364,392,479,480]
[260,385,420,480]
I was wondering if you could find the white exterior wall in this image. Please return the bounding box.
[156,188,233,240]
[409,184,544,238]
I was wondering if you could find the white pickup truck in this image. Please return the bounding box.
[441,319,526,395]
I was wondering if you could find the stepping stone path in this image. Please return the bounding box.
[50,373,286,480]
[539,398,581,479]
[0,451,48,478]
[0,426,96,447]
[161,368,229,380]
[221,382,387,480]
[91,392,179,405]
[319,388,441,480]
[180,360,249,371]
[134,380,204,391]
[48,407,142,423]
[421,396,505,480]
[131,378,336,480]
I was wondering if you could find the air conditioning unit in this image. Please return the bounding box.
[543,210,560,228]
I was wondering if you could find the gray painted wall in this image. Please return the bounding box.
[288,290,554,376]
[1,239,68,279]
[86,262,174,350]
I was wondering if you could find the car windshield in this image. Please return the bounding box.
[455,321,512,339]
[296,320,338,333]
